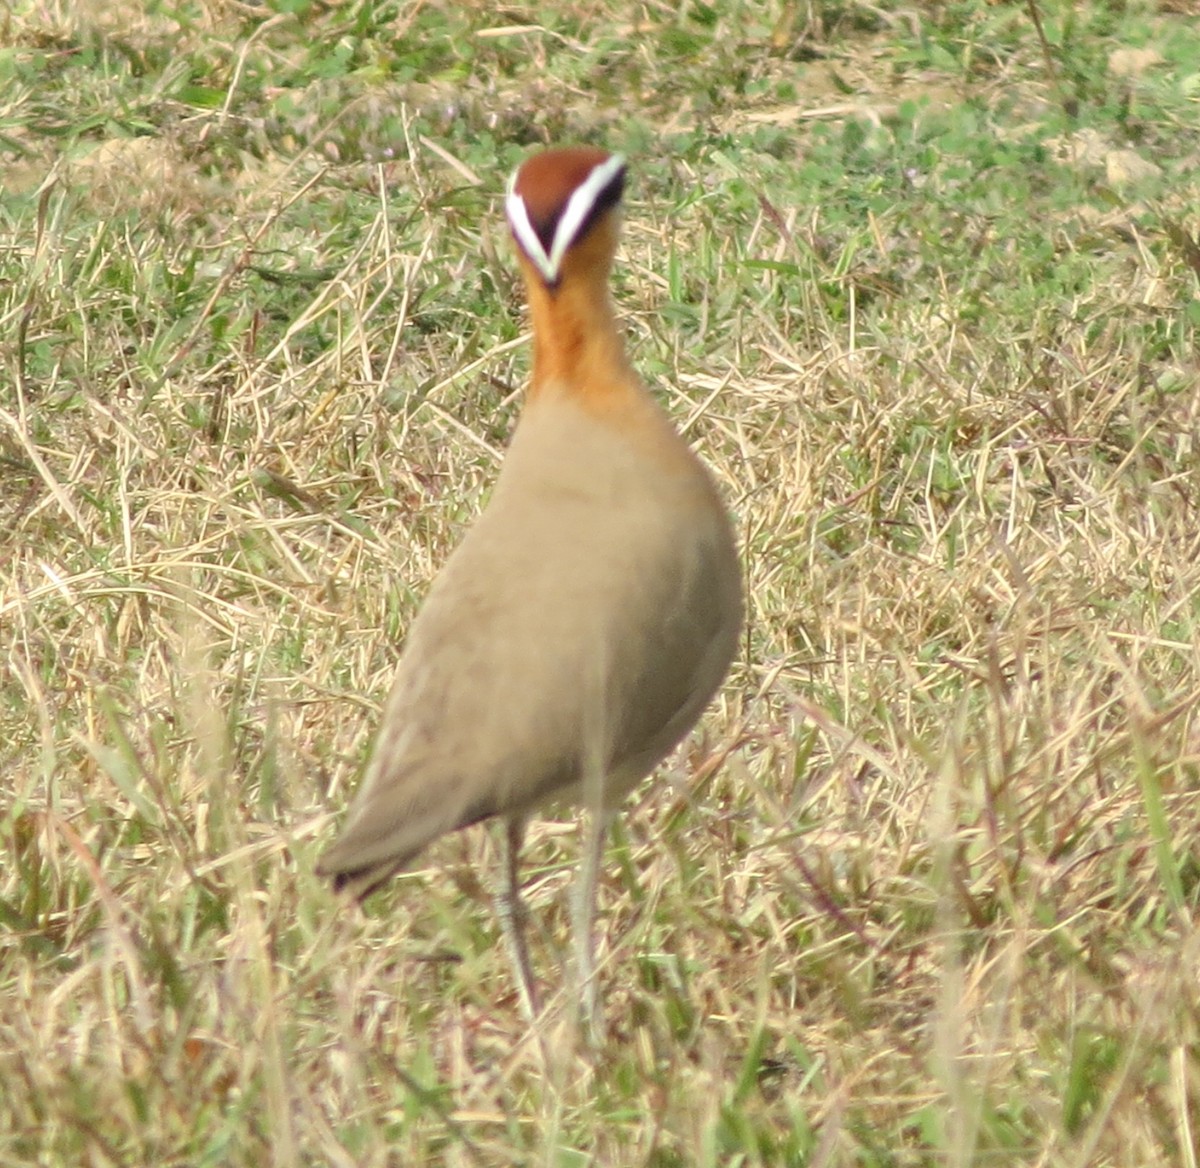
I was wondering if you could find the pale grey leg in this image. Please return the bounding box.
[496,816,540,1022]
[572,808,615,1039]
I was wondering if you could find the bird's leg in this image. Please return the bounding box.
[497,816,541,1023]
[572,808,615,1040]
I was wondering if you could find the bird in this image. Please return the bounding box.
[316,146,742,1027]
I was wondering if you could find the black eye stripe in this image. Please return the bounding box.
[535,163,626,255]
[574,163,625,243]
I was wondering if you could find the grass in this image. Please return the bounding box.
[3,0,1200,1163]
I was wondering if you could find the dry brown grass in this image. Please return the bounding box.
[3,1,1200,1164]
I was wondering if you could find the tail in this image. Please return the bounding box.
[315,820,430,902]
[316,786,497,902]
[320,856,410,902]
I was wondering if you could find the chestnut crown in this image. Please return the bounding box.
[506,148,626,285]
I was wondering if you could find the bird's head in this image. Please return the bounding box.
[506,148,627,290]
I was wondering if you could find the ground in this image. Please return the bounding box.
[3,1,1200,1164]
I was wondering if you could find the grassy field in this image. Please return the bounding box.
[4,0,1200,1164]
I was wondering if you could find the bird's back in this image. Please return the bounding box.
[316,388,740,893]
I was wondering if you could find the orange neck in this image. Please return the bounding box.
[525,275,628,397]
[515,231,705,478]
[516,219,638,409]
